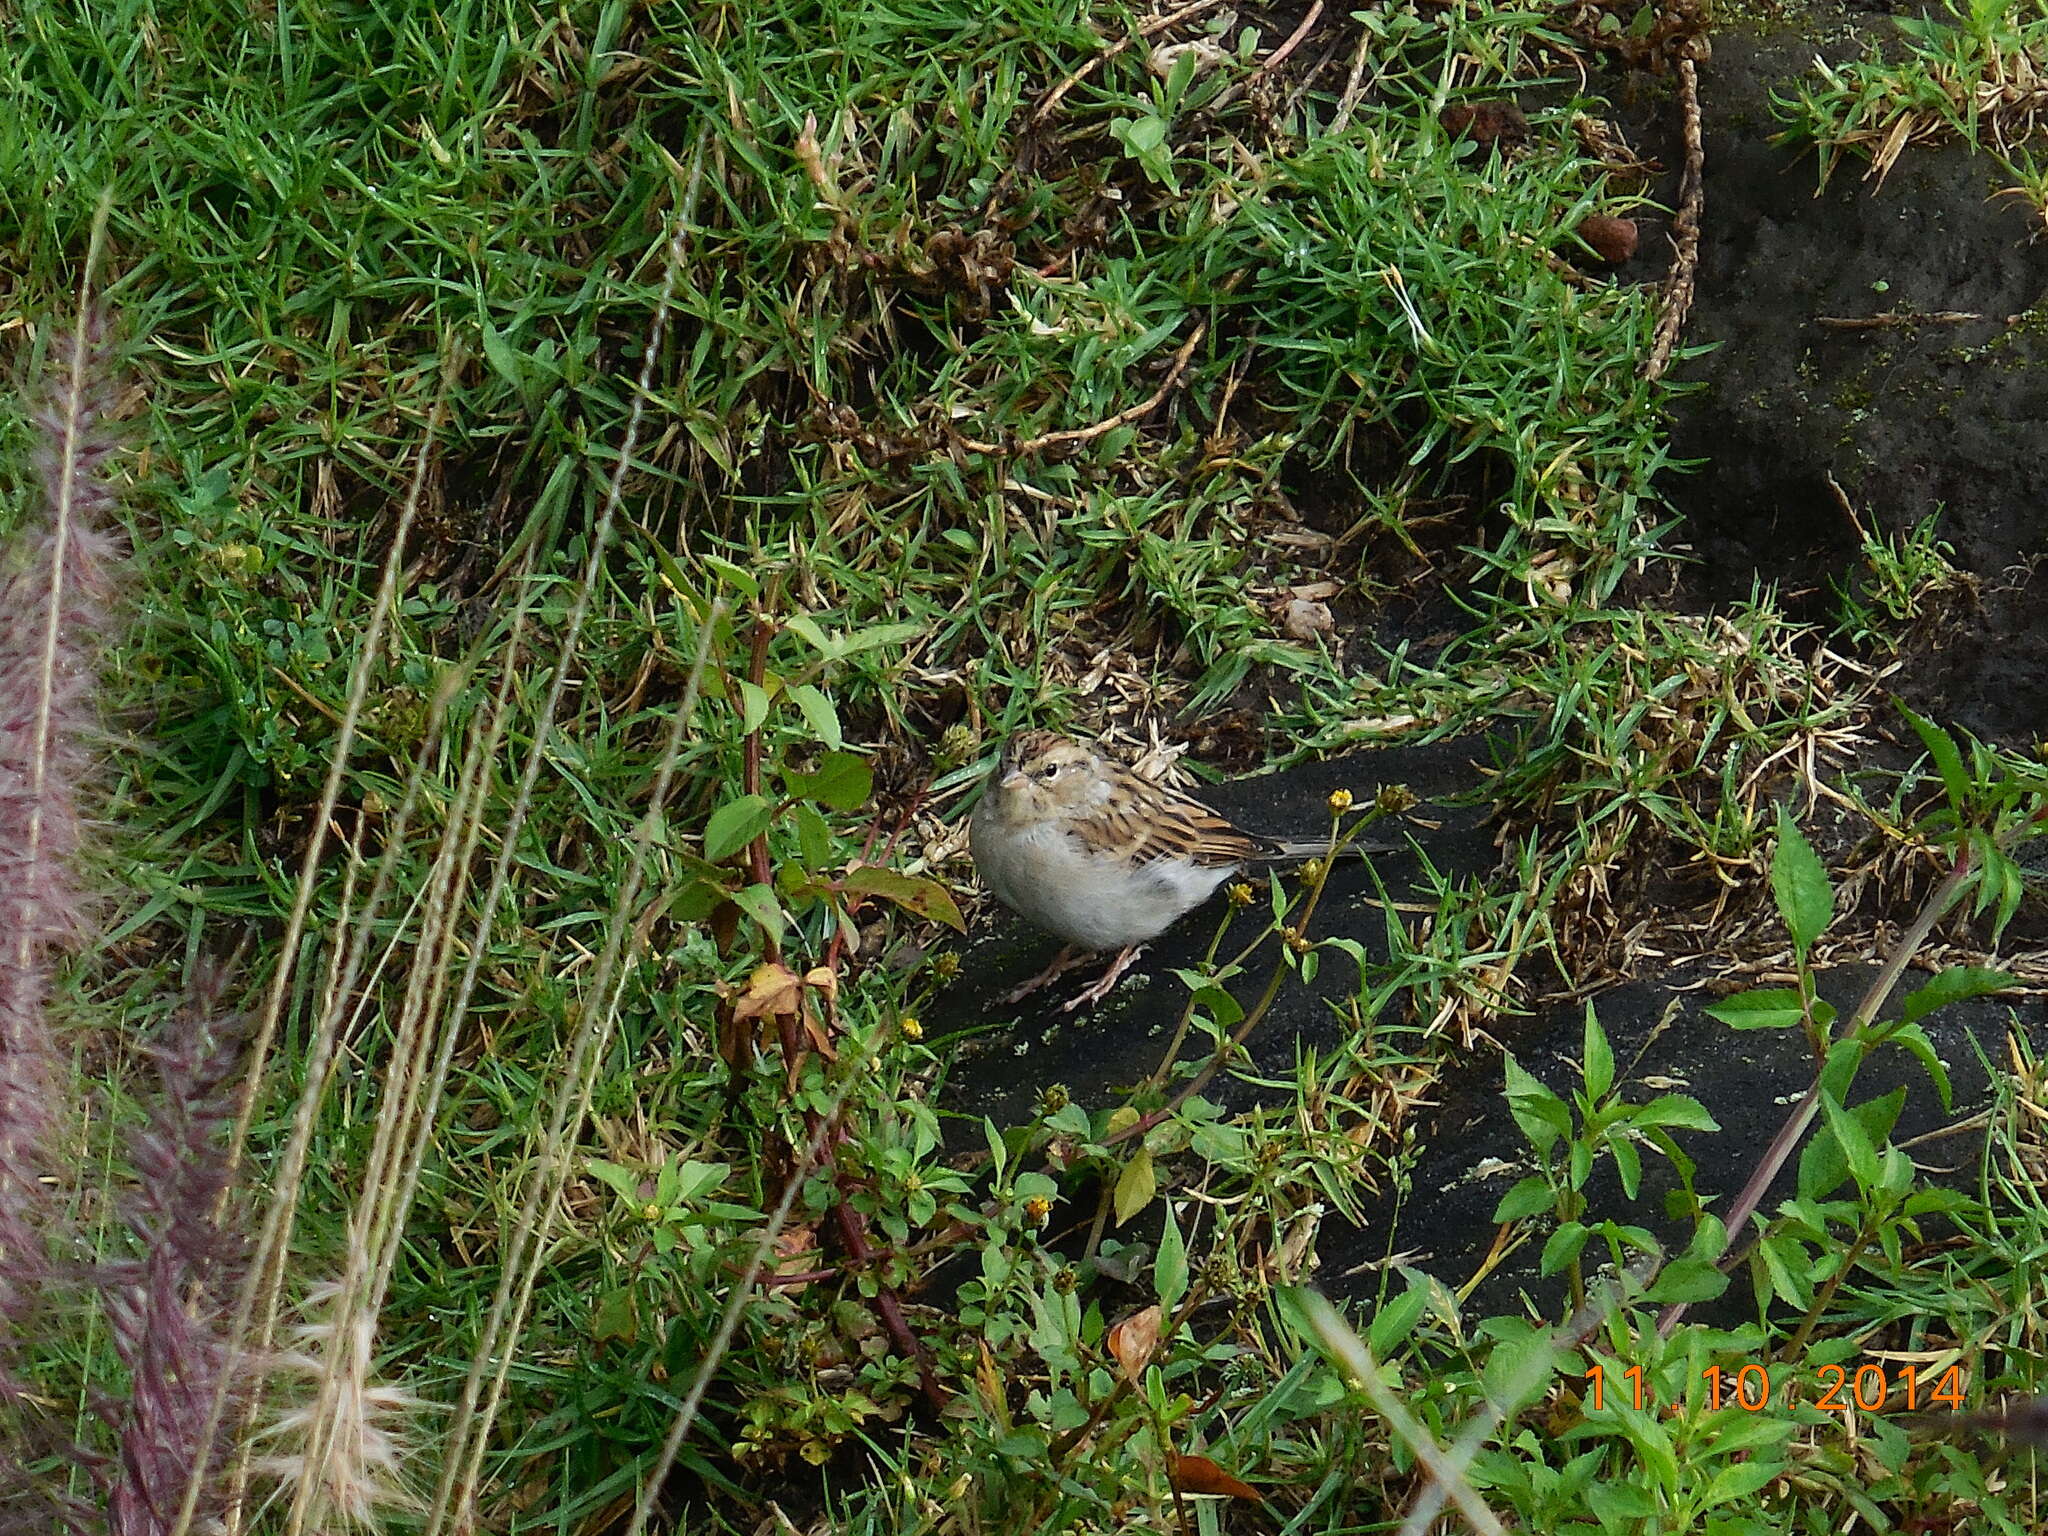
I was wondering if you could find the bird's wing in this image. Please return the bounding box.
[1073,783,1271,870]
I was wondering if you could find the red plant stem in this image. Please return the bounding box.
[824,1134,948,1409]
[721,605,947,1406]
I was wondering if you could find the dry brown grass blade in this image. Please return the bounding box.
[175,352,456,1536]
[424,134,711,1531]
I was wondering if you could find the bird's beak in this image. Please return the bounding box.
[999,766,1028,791]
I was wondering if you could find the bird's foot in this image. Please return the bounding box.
[1059,945,1146,1013]
[998,945,1089,1005]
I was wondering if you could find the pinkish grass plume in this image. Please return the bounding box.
[0,309,123,1401]
[100,995,249,1536]
[0,312,257,1534]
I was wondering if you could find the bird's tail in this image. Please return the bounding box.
[1254,836,1398,862]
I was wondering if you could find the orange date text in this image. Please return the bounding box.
[1584,1361,1967,1416]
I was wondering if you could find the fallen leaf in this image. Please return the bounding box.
[1440,100,1529,148]
[1114,1146,1156,1225]
[733,961,803,1022]
[1148,38,1228,77]
[771,1225,822,1290]
[841,865,967,932]
[1577,214,1639,264]
[1107,1305,1162,1383]
[1280,598,1334,640]
[803,965,840,1005]
[1170,1454,1260,1500]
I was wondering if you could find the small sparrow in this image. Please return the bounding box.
[970,731,1382,1010]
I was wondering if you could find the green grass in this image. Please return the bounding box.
[1774,0,2048,218]
[3,0,2043,1531]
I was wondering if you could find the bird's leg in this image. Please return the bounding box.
[1059,944,1146,1013]
[997,945,1091,1005]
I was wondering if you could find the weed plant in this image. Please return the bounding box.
[0,1,2040,1533]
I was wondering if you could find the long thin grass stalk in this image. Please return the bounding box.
[174,354,456,1536]
[425,132,710,1531]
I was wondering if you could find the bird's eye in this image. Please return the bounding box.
[1040,762,1061,780]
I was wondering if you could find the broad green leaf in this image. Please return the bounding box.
[1704,1457,1784,1507]
[1588,1483,1659,1520]
[1880,1022,1952,1111]
[1632,1094,1720,1132]
[729,882,784,943]
[1686,1214,1730,1263]
[841,866,966,931]
[983,1118,1008,1183]
[1155,1202,1188,1314]
[1583,1004,1614,1100]
[1705,988,1807,1030]
[1644,1257,1728,1304]
[1366,1283,1429,1358]
[1611,1135,1641,1200]
[480,316,525,389]
[783,616,924,660]
[1479,1320,1556,1414]
[786,750,873,812]
[668,1160,729,1204]
[1896,965,2016,1028]
[1114,1147,1156,1225]
[783,614,832,655]
[1900,703,1969,811]
[1819,1090,1880,1193]
[788,683,842,749]
[700,554,759,598]
[1502,1053,1572,1153]
[792,803,834,871]
[1757,1234,1813,1309]
[1798,1088,1904,1201]
[586,1158,643,1203]
[1771,806,1833,956]
[737,679,773,734]
[1493,1175,1554,1223]
[704,794,774,861]
[1540,1221,1588,1276]
[837,621,924,655]
[1817,1035,1862,1101]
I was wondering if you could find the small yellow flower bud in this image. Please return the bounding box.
[1376,783,1420,814]
[1024,1195,1052,1224]
[1038,1084,1070,1115]
[1227,881,1255,906]
[938,723,976,765]
[1299,857,1324,882]
[1283,927,1312,954]
[1327,788,1354,814]
[899,1016,924,1041]
[930,951,961,981]
[641,1203,664,1222]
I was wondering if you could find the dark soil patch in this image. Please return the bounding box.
[1649,27,2048,740]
